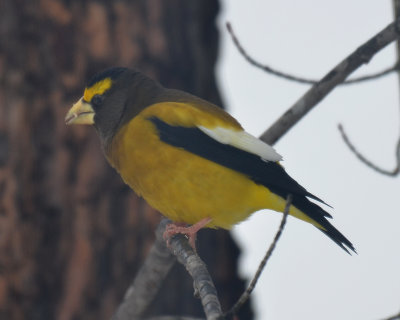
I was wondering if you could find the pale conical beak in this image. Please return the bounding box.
[65,98,95,125]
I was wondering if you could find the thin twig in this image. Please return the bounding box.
[381,311,400,320]
[111,219,177,320]
[338,124,400,176]
[226,22,399,86]
[225,194,292,318]
[335,0,400,178]
[259,18,400,146]
[168,234,223,320]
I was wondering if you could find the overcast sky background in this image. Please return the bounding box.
[217,1,400,319]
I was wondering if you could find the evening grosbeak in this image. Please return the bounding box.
[65,67,355,254]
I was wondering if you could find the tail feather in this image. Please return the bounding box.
[319,228,356,255]
[290,193,356,254]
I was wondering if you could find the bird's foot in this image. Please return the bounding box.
[163,217,212,251]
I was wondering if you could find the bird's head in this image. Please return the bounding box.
[65,67,163,146]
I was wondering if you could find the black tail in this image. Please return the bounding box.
[290,193,356,254]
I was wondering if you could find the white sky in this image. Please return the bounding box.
[217,1,400,319]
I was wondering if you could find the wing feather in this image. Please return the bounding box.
[148,116,355,253]
[198,126,282,162]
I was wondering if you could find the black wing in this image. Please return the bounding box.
[149,117,355,254]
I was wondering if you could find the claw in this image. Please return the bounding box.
[163,217,212,251]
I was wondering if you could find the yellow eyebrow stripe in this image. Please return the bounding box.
[83,77,112,102]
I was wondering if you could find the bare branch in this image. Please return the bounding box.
[225,194,292,318]
[112,220,223,320]
[381,311,400,320]
[345,65,399,84]
[168,233,223,320]
[112,218,222,320]
[226,22,399,86]
[336,2,400,177]
[111,219,177,320]
[338,124,400,176]
[258,18,400,145]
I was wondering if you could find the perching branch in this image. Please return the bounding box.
[111,219,177,320]
[225,194,292,318]
[112,217,222,320]
[168,233,223,320]
[226,22,399,86]
[259,18,400,146]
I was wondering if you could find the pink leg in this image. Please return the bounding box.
[163,217,212,251]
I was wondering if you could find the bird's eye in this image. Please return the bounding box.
[91,94,104,107]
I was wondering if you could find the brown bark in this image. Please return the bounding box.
[0,1,252,319]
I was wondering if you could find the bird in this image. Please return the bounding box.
[65,67,355,254]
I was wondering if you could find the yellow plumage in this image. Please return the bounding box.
[106,102,319,229]
[65,67,355,253]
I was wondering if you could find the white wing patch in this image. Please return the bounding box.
[198,126,282,162]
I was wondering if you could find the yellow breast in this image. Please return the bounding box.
[106,102,273,229]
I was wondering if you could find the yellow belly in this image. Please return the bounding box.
[107,116,269,229]
[107,114,319,229]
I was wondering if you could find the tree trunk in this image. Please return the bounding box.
[0,1,252,319]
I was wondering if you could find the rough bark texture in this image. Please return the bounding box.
[0,1,252,319]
